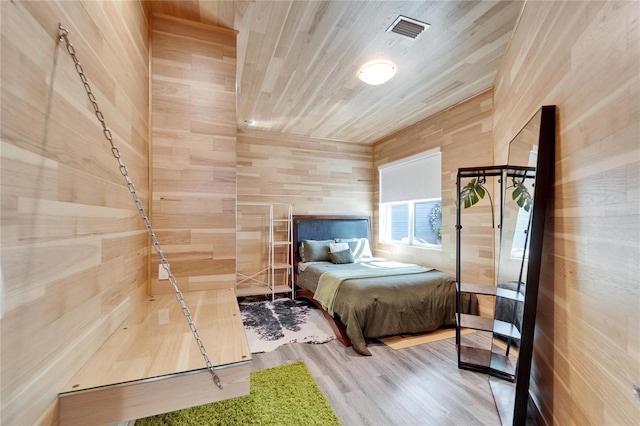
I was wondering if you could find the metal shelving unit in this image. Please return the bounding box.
[236,202,294,300]
[455,165,535,382]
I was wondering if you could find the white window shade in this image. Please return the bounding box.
[379,150,441,203]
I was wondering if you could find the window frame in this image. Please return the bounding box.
[378,149,442,249]
[380,198,442,248]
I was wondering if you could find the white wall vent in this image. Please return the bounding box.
[386,15,430,40]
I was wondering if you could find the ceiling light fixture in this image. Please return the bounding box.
[358,61,397,85]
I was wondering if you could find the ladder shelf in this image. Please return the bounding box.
[236,202,295,300]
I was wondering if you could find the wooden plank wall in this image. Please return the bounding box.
[493,1,640,424]
[372,90,495,284]
[0,1,150,424]
[237,129,373,214]
[150,14,237,294]
[236,129,373,284]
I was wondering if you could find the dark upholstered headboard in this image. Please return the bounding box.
[292,215,371,263]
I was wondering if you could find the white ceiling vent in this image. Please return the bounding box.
[386,15,430,40]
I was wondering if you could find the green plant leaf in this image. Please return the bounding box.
[476,185,486,199]
[459,178,487,209]
[510,177,533,212]
[512,185,522,199]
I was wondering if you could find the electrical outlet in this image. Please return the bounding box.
[158,263,169,280]
[158,308,170,325]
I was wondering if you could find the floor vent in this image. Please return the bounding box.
[386,15,430,40]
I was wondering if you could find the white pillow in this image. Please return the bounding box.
[329,241,350,253]
[335,238,373,258]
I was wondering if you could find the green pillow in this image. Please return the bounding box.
[302,240,333,262]
[329,249,355,264]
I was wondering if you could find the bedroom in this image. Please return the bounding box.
[1,0,638,425]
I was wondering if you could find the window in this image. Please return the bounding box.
[379,149,442,248]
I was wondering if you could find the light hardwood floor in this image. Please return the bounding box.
[251,334,505,425]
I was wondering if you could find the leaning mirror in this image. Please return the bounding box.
[489,106,556,426]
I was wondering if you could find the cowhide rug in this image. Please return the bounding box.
[239,298,336,353]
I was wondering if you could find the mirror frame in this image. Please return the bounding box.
[506,105,556,424]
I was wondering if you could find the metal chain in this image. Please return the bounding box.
[57,24,222,390]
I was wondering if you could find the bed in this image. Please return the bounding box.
[293,215,477,356]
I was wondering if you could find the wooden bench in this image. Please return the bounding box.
[58,288,251,425]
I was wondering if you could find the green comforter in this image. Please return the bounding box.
[314,261,432,316]
[298,259,477,356]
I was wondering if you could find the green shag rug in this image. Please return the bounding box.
[135,361,342,425]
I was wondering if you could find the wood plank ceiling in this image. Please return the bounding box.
[146,1,523,144]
